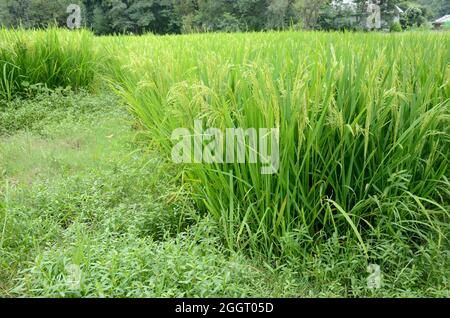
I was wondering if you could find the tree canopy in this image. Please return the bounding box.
[0,0,447,34]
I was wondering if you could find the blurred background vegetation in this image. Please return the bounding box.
[0,0,449,34]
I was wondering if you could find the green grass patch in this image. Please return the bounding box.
[0,90,448,297]
[0,28,100,101]
[0,29,449,297]
[108,31,450,258]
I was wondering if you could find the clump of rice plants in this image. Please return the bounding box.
[0,28,99,100]
[108,31,450,258]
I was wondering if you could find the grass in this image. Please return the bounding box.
[0,28,99,101]
[0,90,448,297]
[0,29,449,297]
[107,31,450,259]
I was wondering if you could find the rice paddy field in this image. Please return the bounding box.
[0,28,449,297]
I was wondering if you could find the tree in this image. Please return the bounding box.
[294,0,330,29]
[89,0,180,35]
[189,0,238,32]
[398,1,434,20]
[144,0,181,34]
[0,0,12,26]
[266,0,287,30]
[92,4,110,34]
[415,0,450,18]
[400,6,427,29]
[317,0,360,31]
[2,0,444,34]
[3,0,32,27]
[1,0,85,28]
[27,0,72,28]
[233,0,267,31]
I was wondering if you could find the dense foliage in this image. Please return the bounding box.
[0,28,99,100]
[107,31,450,257]
[0,29,448,297]
[2,89,448,297]
[0,0,448,34]
[0,23,448,296]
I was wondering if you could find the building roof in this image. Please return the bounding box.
[434,15,450,24]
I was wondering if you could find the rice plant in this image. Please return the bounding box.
[108,31,450,257]
[0,27,99,100]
